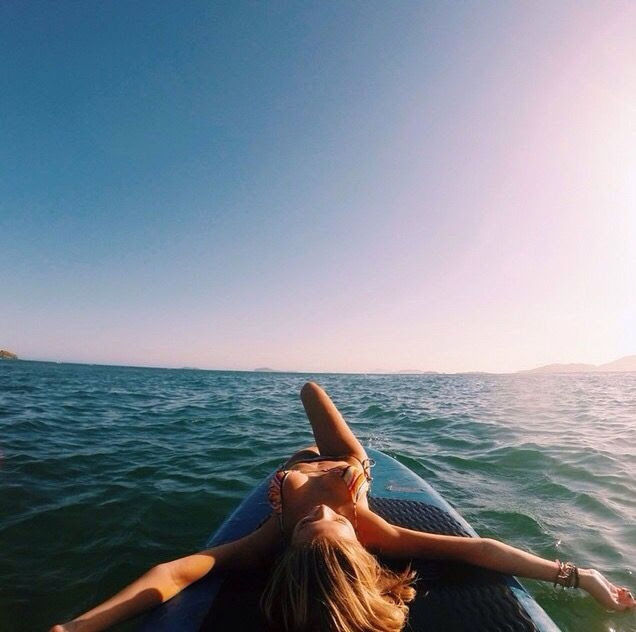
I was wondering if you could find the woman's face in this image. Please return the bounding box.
[291,504,357,544]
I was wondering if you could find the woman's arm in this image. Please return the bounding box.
[49,563,183,632]
[360,510,635,611]
[50,515,279,632]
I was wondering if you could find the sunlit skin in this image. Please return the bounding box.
[291,504,357,545]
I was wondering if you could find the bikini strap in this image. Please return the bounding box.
[340,463,374,533]
[347,454,376,482]
[267,469,291,533]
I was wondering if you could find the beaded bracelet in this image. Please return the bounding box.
[554,560,579,589]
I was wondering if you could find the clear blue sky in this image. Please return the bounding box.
[2,2,635,373]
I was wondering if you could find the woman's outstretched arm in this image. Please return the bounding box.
[360,510,635,612]
[50,515,279,632]
[49,562,183,632]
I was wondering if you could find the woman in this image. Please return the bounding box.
[51,382,635,632]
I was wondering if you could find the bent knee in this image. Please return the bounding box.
[300,381,320,398]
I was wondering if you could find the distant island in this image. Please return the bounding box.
[0,349,18,360]
[395,369,439,375]
[519,354,636,374]
[254,367,276,372]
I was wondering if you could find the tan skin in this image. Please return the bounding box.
[51,382,635,632]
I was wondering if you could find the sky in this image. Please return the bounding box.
[1,2,635,374]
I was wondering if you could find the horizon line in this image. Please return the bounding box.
[5,357,508,375]
[4,353,635,375]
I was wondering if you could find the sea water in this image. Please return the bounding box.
[0,361,634,632]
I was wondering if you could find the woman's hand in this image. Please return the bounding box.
[49,624,77,632]
[579,568,636,611]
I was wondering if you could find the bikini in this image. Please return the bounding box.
[267,454,374,535]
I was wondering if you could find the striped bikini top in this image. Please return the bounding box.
[267,455,374,535]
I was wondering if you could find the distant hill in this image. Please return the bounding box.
[519,355,636,374]
[395,369,439,374]
[599,355,636,372]
[253,367,276,372]
[0,349,18,360]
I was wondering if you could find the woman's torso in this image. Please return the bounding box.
[268,455,371,535]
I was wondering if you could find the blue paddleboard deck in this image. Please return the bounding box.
[140,449,560,631]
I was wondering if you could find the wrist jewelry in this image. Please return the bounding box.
[554,560,579,589]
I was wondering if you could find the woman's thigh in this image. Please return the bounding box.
[300,382,368,464]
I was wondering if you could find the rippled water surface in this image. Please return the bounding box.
[1,361,634,632]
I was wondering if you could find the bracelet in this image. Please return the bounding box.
[554,560,579,589]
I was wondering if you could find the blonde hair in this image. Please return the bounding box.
[261,536,416,632]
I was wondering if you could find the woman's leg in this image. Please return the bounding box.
[300,382,368,464]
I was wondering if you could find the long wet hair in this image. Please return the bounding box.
[261,536,416,632]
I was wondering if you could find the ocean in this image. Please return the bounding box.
[1,361,634,632]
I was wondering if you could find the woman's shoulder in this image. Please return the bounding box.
[356,506,399,550]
